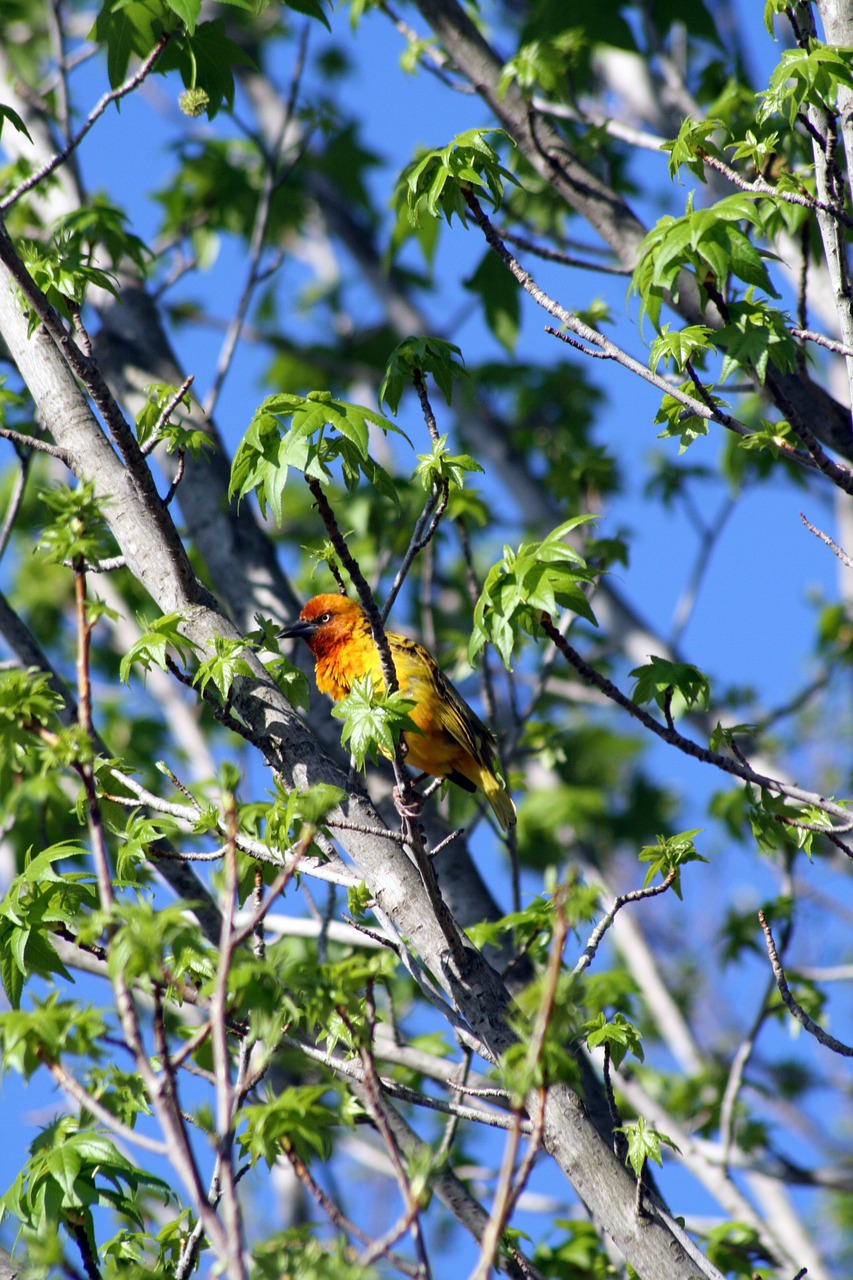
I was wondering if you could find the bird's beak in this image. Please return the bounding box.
[278,617,315,641]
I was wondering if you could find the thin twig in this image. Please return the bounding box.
[0,425,71,461]
[499,226,633,274]
[209,796,249,1280]
[539,613,853,830]
[800,511,853,569]
[348,985,433,1279]
[758,910,853,1057]
[1,34,172,211]
[792,328,853,358]
[42,1056,169,1156]
[695,148,853,229]
[140,375,195,455]
[573,869,677,977]
[0,449,29,563]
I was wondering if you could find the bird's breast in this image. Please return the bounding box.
[314,635,380,701]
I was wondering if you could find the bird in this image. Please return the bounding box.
[280,593,516,831]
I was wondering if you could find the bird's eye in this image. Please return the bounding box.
[318,612,332,624]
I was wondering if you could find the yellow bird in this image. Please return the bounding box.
[281,593,516,831]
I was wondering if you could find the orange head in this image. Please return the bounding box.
[279,593,369,661]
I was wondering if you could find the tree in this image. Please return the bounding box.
[0,0,851,1276]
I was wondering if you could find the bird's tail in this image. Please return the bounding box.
[482,773,517,832]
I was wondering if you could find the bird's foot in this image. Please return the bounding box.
[393,783,425,822]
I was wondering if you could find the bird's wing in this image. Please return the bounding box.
[390,634,497,767]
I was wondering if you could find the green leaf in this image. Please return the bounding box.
[716,296,796,383]
[615,1116,680,1179]
[661,116,724,183]
[164,0,201,31]
[89,1,164,90]
[119,612,200,683]
[637,829,708,900]
[379,337,466,414]
[193,636,255,699]
[135,382,209,457]
[230,393,408,521]
[395,129,519,229]
[583,1012,643,1070]
[499,33,582,99]
[0,103,32,143]
[653,378,722,453]
[759,43,853,126]
[37,481,116,566]
[0,670,64,803]
[240,1086,343,1166]
[469,517,598,667]
[282,0,332,30]
[649,325,714,373]
[630,656,711,716]
[632,193,779,329]
[331,676,420,769]
[413,435,483,492]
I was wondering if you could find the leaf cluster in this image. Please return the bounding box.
[396,129,518,228]
[470,517,598,667]
[229,391,407,522]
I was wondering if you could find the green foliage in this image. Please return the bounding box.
[2,4,849,1276]
[533,1218,613,1280]
[246,616,311,709]
[716,294,796,383]
[501,972,583,1101]
[18,236,118,329]
[650,324,714,373]
[467,881,600,968]
[106,899,216,990]
[661,116,723,183]
[331,675,419,769]
[470,517,598,667]
[701,1221,775,1278]
[413,434,483,493]
[134,383,210,457]
[395,129,519,228]
[638,829,708,899]
[89,3,259,117]
[240,1084,344,1167]
[632,193,779,330]
[0,841,99,1007]
[0,102,32,142]
[379,336,467,413]
[192,635,256,699]
[119,612,199,682]
[653,379,716,452]
[584,1011,643,1069]
[253,1228,377,1280]
[499,32,582,99]
[0,1115,171,1244]
[615,1115,679,1179]
[631,656,711,717]
[37,481,116,566]
[56,201,150,276]
[758,42,853,125]
[229,391,407,522]
[0,995,106,1077]
[0,668,62,799]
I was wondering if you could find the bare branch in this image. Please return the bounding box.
[758,910,853,1057]
[1,34,172,212]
